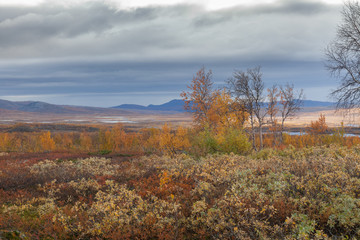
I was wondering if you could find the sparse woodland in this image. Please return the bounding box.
[3,1,360,235]
[3,0,360,239]
[1,67,360,239]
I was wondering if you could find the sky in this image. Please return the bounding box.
[0,0,344,107]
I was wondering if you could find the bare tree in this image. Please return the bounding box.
[279,83,304,142]
[326,1,360,109]
[227,71,256,149]
[227,66,266,150]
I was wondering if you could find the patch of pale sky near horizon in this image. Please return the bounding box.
[0,0,343,9]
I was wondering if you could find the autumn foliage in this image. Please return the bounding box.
[310,114,328,135]
[2,146,360,239]
[1,67,360,239]
[181,67,248,131]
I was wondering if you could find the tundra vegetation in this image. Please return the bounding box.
[1,67,360,239]
[1,143,360,239]
[3,0,360,238]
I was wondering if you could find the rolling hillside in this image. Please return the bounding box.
[0,98,336,116]
[113,99,335,112]
[112,99,186,112]
[0,99,132,115]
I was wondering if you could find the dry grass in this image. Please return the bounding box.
[286,108,360,128]
[1,106,359,130]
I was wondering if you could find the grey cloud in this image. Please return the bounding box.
[251,0,334,16]
[0,0,343,106]
[193,0,337,27]
[0,2,158,47]
[0,0,342,61]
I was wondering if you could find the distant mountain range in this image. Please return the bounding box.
[0,99,131,115]
[113,99,335,112]
[112,99,186,112]
[0,98,335,115]
[302,100,335,108]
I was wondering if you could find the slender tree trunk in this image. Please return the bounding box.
[273,124,277,147]
[250,115,257,151]
[259,123,263,150]
[280,119,285,144]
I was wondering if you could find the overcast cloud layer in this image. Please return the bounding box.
[0,0,342,106]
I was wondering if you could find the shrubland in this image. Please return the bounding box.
[1,111,360,239]
[1,145,360,239]
[1,67,360,239]
[0,121,359,156]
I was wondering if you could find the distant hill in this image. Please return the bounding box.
[113,99,334,112]
[114,104,149,111]
[113,99,187,112]
[0,98,336,115]
[302,100,334,108]
[0,99,132,115]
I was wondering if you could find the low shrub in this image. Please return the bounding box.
[1,146,360,239]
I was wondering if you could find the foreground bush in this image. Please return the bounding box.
[1,146,360,239]
[189,127,251,157]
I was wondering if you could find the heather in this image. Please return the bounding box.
[1,145,360,239]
